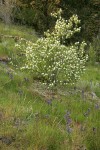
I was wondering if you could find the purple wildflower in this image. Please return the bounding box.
[47,99,52,105]
[95,104,99,109]
[66,125,72,134]
[65,111,72,134]
[18,90,23,96]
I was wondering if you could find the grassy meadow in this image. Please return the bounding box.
[0,22,100,150]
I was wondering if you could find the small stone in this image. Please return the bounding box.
[1,137,15,145]
[91,92,98,99]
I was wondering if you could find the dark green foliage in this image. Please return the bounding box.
[92,33,100,62]
[0,0,99,42]
[13,6,35,26]
[61,0,100,41]
[88,33,100,64]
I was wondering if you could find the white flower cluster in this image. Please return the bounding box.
[15,9,88,88]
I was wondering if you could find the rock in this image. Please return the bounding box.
[0,136,15,145]
[0,56,9,62]
[95,62,100,65]
[84,92,99,100]
[91,92,98,99]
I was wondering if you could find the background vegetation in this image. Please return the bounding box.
[0,0,100,63]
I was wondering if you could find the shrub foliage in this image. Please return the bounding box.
[16,9,88,88]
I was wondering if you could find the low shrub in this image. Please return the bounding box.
[15,9,88,89]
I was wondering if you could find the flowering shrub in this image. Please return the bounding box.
[16,9,88,88]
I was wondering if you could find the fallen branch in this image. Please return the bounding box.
[0,34,27,42]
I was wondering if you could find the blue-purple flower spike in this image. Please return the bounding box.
[47,99,52,105]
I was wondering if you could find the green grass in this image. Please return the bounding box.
[0,21,38,58]
[0,22,100,150]
[0,21,38,41]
